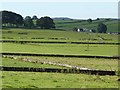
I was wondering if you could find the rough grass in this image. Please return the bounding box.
[2,58,65,68]
[2,71,118,88]
[5,56,118,71]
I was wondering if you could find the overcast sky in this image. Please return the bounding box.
[1,0,119,19]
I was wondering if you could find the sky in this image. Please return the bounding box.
[0,0,119,19]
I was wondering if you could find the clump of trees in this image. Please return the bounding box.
[1,10,55,29]
[96,18,100,20]
[2,10,23,27]
[24,16,34,29]
[37,16,55,29]
[87,18,92,23]
[97,22,107,33]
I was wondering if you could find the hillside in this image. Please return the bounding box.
[52,17,73,20]
[54,18,118,33]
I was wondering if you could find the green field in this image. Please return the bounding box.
[2,42,118,56]
[2,58,65,68]
[2,29,119,43]
[54,19,118,33]
[1,28,119,88]
[2,71,118,88]
[3,56,117,71]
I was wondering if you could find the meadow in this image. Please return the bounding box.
[2,56,117,71]
[2,71,118,88]
[2,28,119,43]
[2,55,118,88]
[2,42,118,57]
[2,58,64,68]
[1,20,119,88]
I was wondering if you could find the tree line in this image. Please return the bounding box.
[1,10,55,29]
[1,10,107,33]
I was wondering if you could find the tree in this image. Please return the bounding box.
[96,18,100,20]
[97,22,107,33]
[32,15,38,20]
[14,13,23,27]
[87,18,92,23]
[2,10,23,27]
[32,15,38,27]
[37,16,55,29]
[24,16,34,29]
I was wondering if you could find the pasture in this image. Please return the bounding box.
[2,28,119,43]
[2,43,118,56]
[1,28,119,88]
[2,57,65,68]
[2,71,118,88]
[2,56,117,71]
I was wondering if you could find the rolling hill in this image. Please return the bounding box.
[53,18,118,33]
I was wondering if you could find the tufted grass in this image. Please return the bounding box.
[2,71,118,88]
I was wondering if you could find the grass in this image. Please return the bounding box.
[2,57,65,68]
[2,28,119,43]
[1,27,119,88]
[2,71,118,88]
[4,56,118,71]
[2,42,118,56]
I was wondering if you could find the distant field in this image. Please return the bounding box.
[54,19,118,32]
[2,29,119,43]
[2,71,118,88]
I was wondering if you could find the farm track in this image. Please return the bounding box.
[1,52,119,59]
[1,40,120,45]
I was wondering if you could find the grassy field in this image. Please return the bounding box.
[4,56,117,71]
[2,71,118,88]
[2,58,65,68]
[2,42,118,56]
[2,29,119,43]
[1,28,119,88]
[54,19,118,32]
